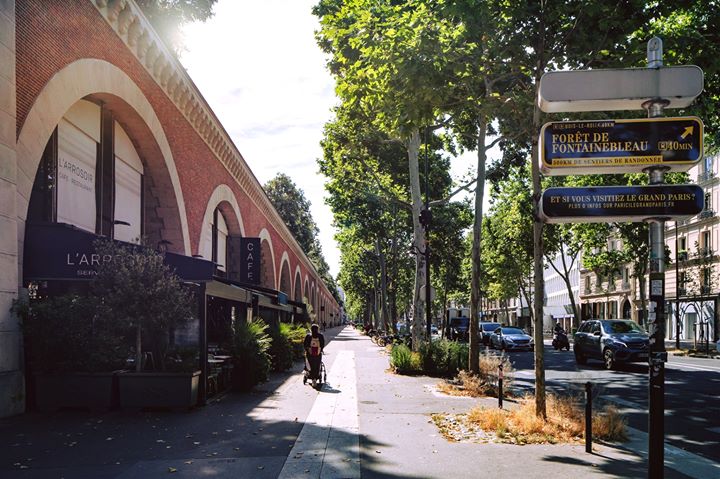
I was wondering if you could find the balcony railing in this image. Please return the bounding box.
[698,209,716,220]
[698,170,716,182]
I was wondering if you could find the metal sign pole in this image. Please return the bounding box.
[645,36,667,479]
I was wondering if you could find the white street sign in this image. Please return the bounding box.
[538,66,704,113]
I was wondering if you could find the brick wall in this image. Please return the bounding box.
[15,0,337,310]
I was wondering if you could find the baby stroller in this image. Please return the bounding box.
[303,353,326,389]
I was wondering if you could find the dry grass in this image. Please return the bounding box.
[462,394,627,445]
[437,352,514,397]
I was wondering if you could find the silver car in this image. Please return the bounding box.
[489,327,534,351]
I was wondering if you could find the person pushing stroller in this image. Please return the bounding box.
[304,323,325,387]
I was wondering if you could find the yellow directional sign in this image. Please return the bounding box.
[540,116,703,176]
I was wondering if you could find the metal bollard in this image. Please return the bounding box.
[585,381,592,453]
[498,364,504,409]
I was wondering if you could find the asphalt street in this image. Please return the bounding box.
[1,327,716,478]
[505,340,720,465]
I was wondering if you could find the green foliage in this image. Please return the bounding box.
[268,322,310,371]
[231,319,272,391]
[136,0,217,53]
[264,174,340,304]
[283,323,310,360]
[418,339,469,377]
[390,343,421,374]
[92,238,196,372]
[14,295,129,373]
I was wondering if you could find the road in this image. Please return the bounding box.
[502,341,720,464]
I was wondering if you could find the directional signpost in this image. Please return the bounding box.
[540,185,704,223]
[538,37,704,479]
[540,117,703,175]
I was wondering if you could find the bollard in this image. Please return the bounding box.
[585,381,592,453]
[498,363,504,409]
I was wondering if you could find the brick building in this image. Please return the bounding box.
[0,0,339,417]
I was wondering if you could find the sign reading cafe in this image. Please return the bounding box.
[239,238,262,284]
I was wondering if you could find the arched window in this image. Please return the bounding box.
[212,208,229,274]
[28,99,144,242]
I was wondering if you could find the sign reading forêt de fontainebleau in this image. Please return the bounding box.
[540,184,704,223]
[540,116,703,175]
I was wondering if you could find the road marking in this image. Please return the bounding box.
[278,350,360,479]
[668,362,720,373]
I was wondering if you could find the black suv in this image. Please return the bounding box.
[573,319,649,369]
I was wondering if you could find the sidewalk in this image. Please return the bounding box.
[0,326,710,478]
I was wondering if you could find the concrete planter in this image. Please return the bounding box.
[117,370,200,409]
[33,372,118,412]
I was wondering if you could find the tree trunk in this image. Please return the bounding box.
[377,238,391,332]
[469,121,488,374]
[407,129,426,351]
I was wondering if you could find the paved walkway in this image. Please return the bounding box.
[0,325,714,478]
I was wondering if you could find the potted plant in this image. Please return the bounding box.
[15,294,129,411]
[230,318,271,391]
[92,239,200,409]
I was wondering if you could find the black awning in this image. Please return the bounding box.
[23,222,216,283]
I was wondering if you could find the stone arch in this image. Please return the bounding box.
[304,277,310,303]
[258,228,276,289]
[198,184,245,260]
[16,59,190,254]
[294,266,302,301]
[278,252,292,295]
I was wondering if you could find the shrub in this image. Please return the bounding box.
[231,318,272,391]
[390,343,421,373]
[419,339,468,377]
[15,294,129,373]
[284,323,309,360]
[269,324,294,372]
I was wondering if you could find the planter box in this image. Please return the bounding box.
[117,371,200,409]
[33,372,118,412]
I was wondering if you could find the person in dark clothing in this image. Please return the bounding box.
[303,323,325,385]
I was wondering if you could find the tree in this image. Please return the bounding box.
[92,239,196,372]
[315,0,456,349]
[264,173,340,303]
[136,0,217,53]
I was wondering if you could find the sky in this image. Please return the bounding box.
[181,0,479,279]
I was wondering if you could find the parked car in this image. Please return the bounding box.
[449,316,470,341]
[489,327,534,351]
[573,319,649,370]
[430,324,438,335]
[480,322,502,345]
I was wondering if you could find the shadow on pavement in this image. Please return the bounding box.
[542,453,694,479]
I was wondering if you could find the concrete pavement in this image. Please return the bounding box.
[0,325,710,478]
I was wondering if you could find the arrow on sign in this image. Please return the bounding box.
[681,126,694,139]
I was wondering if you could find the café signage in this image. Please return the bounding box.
[540,117,703,175]
[239,238,261,284]
[23,223,216,282]
[540,184,704,223]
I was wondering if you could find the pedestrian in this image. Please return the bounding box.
[304,323,325,386]
[322,320,327,331]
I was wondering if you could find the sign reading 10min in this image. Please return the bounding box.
[539,116,703,176]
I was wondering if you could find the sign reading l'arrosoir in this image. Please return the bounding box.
[540,116,703,175]
[540,184,704,223]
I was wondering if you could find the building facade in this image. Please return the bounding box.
[579,156,720,343]
[0,0,339,417]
